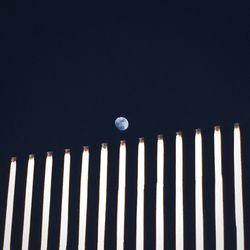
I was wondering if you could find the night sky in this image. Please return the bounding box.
[0,2,249,249]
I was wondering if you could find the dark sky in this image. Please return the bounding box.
[0,2,249,154]
[0,2,249,249]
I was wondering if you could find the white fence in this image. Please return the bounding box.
[0,124,245,249]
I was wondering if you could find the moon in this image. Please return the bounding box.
[115,117,129,131]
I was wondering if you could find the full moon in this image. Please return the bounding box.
[115,117,129,131]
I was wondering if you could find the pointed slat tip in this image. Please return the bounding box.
[195,128,201,134]
[234,123,240,128]
[139,137,144,143]
[157,134,164,140]
[176,131,182,136]
[102,143,108,148]
[47,151,53,156]
[29,154,35,159]
[65,148,70,153]
[214,125,220,131]
[83,146,89,151]
[120,140,126,145]
[11,157,17,162]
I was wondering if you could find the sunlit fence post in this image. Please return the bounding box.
[195,129,204,250]
[136,138,145,250]
[22,155,35,250]
[233,124,245,250]
[40,152,53,250]
[59,149,71,250]
[78,146,90,250]
[97,143,108,250]
[175,132,184,250]
[214,126,224,250]
[156,135,164,250]
[116,140,127,250]
[3,157,17,250]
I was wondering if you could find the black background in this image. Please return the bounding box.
[0,2,249,249]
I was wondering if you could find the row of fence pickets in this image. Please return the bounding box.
[0,124,246,250]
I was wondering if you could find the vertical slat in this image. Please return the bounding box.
[175,132,184,250]
[156,135,164,250]
[136,138,145,250]
[3,157,17,250]
[40,152,53,250]
[97,143,108,250]
[78,146,90,250]
[116,140,127,250]
[21,155,35,250]
[59,149,71,250]
[214,126,224,250]
[233,124,245,250]
[195,129,204,250]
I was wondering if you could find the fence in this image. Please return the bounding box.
[0,124,246,249]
